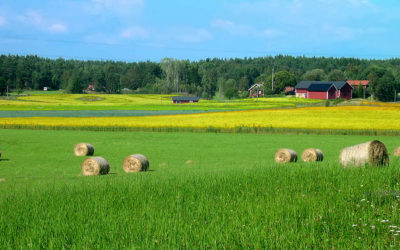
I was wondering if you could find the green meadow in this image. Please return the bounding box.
[1,129,400,248]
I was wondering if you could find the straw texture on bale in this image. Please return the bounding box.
[339,140,389,167]
[123,154,149,173]
[74,143,94,156]
[275,149,298,163]
[82,157,110,176]
[302,148,324,162]
[394,147,400,156]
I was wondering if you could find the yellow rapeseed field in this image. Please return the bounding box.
[0,94,320,110]
[1,106,399,131]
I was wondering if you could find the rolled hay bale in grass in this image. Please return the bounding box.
[123,154,149,173]
[339,140,389,167]
[301,148,324,162]
[82,157,110,176]
[394,147,400,156]
[275,149,298,163]
[74,143,94,156]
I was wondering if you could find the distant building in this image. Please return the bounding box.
[248,83,264,98]
[172,96,200,104]
[295,81,353,100]
[347,80,369,89]
[284,86,295,95]
[87,84,95,91]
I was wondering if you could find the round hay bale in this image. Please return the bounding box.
[275,149,297,163]
[74,143,94,156]
[82,157,110,176]
[301,148,324,162]
[123,154,149,173]
[339,140,389,167]
[394,147,400,156]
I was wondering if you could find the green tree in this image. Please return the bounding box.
[260,71,296,94]
[66,73,84,93]
[104,63,121,94]
[302,69,326,81]
[374,70,396,102]
[0,76,6,95]
[224,88,238,100]
[327,69,345,81]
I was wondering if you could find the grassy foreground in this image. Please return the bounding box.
[1,129,400,248]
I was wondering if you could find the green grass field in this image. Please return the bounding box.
[1,129,400,248]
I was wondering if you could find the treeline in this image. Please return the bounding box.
[0,54,399,101]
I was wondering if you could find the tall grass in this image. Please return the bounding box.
[1,130,400,248]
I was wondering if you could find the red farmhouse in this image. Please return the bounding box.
[172,96,200,104]
[248,83,264,98]
[295,81,353,100]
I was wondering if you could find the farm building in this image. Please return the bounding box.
[248,83,264,98]
[172,96,200,104]
[347,80,369,89]
[284,86,295,95]
[295,81,353,100]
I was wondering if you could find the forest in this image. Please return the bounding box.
[0,54,399,101]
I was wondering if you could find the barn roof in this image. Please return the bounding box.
[332,81,352,89]
[248,83,264,91]
[295,81,316,89]
[296,81,353,90]
[307,83,336,92]
[347,80,369,86]
[172,96,200,101]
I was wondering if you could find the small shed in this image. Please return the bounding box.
[172,96,200,104]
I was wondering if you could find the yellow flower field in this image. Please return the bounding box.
[1,106,399,131]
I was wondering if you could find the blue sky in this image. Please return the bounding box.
[0,0,399,61]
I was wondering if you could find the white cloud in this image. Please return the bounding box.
[120,26,149,39]
[212,19,281,38]
[212,19,234,30]
[321,25,356,41]
[212,19,255,36]
[84,33,119,45]
[86,0,144,15]
[16,10,42,25]
[0,16,5,26]
[344,0,371,7]
[176,28,212,43]
[48,23,68,33]
[259,28,282,38]
[15,10,68,33]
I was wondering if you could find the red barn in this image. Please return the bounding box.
[295,81,353,100]
[307,83,337,100]
[172,96,200,104]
